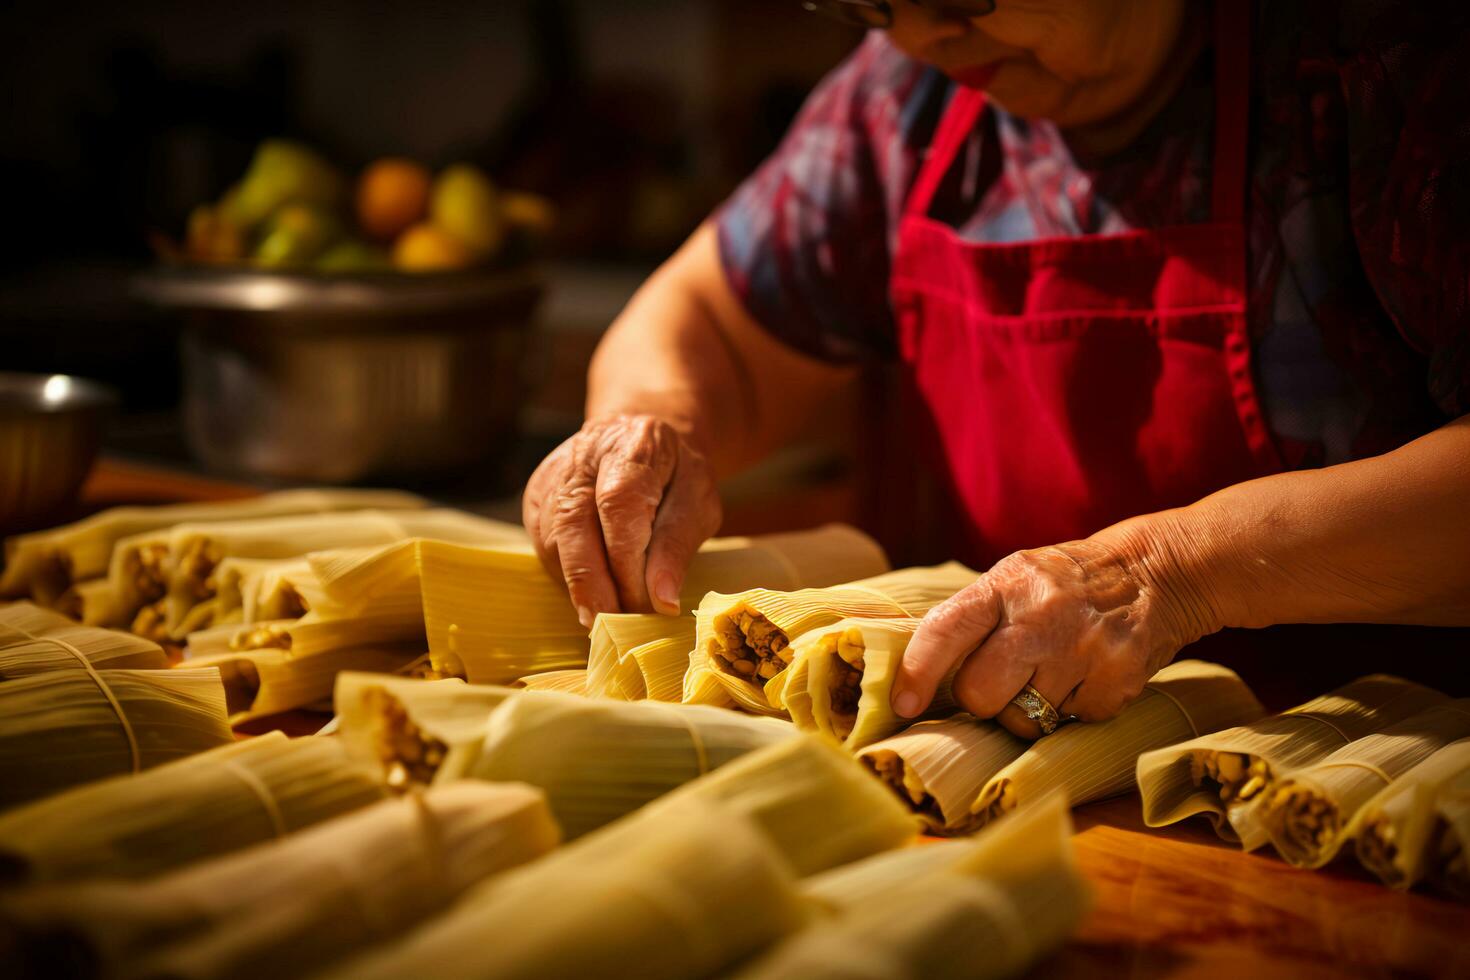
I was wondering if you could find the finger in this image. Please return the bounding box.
[549,445,621,628]
[523,450,570,582]
[992,665,1081,740]
[950,640,1032,722]
[891,578,999,719]
[1061,663,1148,723]
[595,439,677,614]
[644,459,721,616]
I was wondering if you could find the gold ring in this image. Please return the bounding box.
[1010,684,1061,735]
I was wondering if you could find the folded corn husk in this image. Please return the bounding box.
[0,602,167,679]
[858,715,1029,834]
[174,556,326,637]
[0,667,234,809]
[0,782,559,980]
[310,524,890,686]
[1433,767,1470,899]
[0,731,384,884]
[334,672,518,791]
[1260,699,1470,868]
[324,797,807,980]
[514,669,588,695]
[181,645,423,721]
[586,613,698,702]
[0,488,427,608]
[767,617,956,750]
[745,794,1087,980]
[685,562,977,716]
[460,690,797,839]
[1352,738,1470,890]
[655,732,920,876]
[1136,674,1448,849]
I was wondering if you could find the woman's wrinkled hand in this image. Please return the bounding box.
[890,535,1208,739]
[523,413,722,628]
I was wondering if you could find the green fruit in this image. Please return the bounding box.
[224,139,346,231]
[430,164,505,258]
[252,205,341,268]
[316,239,392,273]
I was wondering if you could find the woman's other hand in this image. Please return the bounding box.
[890,528,1213,739]
[524,414,722,628]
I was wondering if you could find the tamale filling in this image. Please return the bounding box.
[1271,786,1340,856]
[131,600,169,642]
[1356,815,1400,885]
[128,543,171,606]
[863,751,945,827]
[1190,750,1272,804]
[828,652,865,737]
[178,538,223,602]
[231,623,292,652]
[363,687,448,790]
[711,607,793,685]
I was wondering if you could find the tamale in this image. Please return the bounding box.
[0,731,384,883]
[322,798,807,980]
[1260,699,1470,868]
[0,667,233,809]
[189,610,422,662]
[0,782,559,980]
[181,646,422,721]
[768,616,953,750]
[312,524,890,686]
[1432,767,1470,899]
[174,556,322,636]
[514,669,589,695]
[1353,738,1470,890]
[0,602,167,679]
[586,613,697,702]
[0,488,426,607]
[858,715,1029,834]
[744,795,1086,980]
[965,660,1263,831]
[54,578,126,628]
[1136,674,1448,848]
[461,690,796,838]
[651,732,920,875]
[333,672,517,790]
[685,562,978,716]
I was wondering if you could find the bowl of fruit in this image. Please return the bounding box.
[136,141,553,484]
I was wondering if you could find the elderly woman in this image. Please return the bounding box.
[525,1,1469,737]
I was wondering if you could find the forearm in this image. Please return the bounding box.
[1106,415,1470,637]
[587,223,855,479]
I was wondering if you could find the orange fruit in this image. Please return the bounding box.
[392,223,475,272]
[356,158,431,241]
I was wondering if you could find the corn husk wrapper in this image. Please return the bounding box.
[0,782,559,980]
[767,617,956,750]
[744,794,1087,980]
[462,690,797,839]
[858,715,1029,834]
[333,672,518,791]
[1432,767,1470,899]
[325,797,807,980]
[312,524,889,686]
[651,732,920,876]
[175,557,327,636]
[514,669,588,695]
[1352,738,1470,890]
[0,488,426,607]
[181,644,422,722]
[964,660,1264,830]
[686,562,977,717]
[0,667,233,809]
[586,613,697,702]
[0,731,385,884]
[56,578,127,628]
[1136,674,1448,849]
[1260,699,1470,868]
[0,602,167,679]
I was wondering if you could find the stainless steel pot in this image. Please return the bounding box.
[0,373,117,533]
[134,267,544,483]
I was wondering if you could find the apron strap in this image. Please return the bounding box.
[904,1,1252,226]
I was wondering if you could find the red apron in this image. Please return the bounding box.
[890,3,1280,569]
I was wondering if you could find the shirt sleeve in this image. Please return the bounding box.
[715,33,939,364]
[1341,3,1470,419]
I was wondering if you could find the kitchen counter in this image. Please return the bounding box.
[72,458,1470,979]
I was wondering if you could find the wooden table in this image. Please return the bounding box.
[74,458,1470,979]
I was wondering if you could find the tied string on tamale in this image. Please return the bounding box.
[0,621,141,773]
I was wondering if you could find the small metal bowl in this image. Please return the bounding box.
[0,373,117,533]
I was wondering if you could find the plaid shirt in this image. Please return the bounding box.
[716,1,1469,468]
